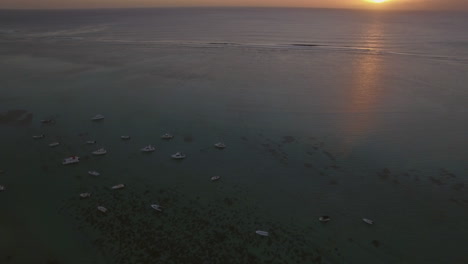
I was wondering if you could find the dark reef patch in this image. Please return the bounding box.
[372,240,380,248]
[282,136,295,144]
[0,109,33,126]
[62,188,334,263]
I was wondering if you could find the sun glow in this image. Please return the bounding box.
[368,0,388,3]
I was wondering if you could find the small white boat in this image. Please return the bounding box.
[214,142,226,149]
[91,114,104,121]
[141,145,155,152]
[111,184,125,190]
[171,152,186,159]
[79,192,91,198]
[255,230,269,237]
[88,171,100,176]
[97,206,107,213]
[151,204,163,212]
[211,176,221,181]
[121,136,131,140]
[32,134,45,139]
[362,218,374,225]
[161,133,174,140]
[0,185,5,192]
[92,148,107,155]
[319,216,331,222]
[86,141,97,145]
[62,156,80,165]
[49,142,60,147]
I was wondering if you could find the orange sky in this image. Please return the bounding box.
[0,0,467,10]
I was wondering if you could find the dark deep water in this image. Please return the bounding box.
[0,8,467,264]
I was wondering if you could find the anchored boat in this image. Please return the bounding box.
[88,171,100,176]
[255,230,269,237]
[91,114,104,121]
[80,193,91,198]
[161,133,174,140]
[151,204,163,212]
[62,156,80,165]
[214,142,226,149]
[171,152,186,159]
[111,184,125,190]
[141,145,155,152]
[92,148,107,155]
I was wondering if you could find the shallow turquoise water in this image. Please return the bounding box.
[0,8,467,264]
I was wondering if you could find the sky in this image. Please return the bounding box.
[0,0,467,10]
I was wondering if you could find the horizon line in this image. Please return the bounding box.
[0,6,466,12]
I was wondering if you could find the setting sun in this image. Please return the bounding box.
[369,0,388,3]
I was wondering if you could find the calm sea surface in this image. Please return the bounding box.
[0,8,467,264]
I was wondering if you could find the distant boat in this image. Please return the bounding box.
[40,119,55,124]
[49,142,60,147]
[319,216,331,222]
[362,218,374,225]
[211,176,221,181]
[79,192,91,198]
[121,136,131,140]
[92,148,107,155]
[161,133,174,140]
[97,206,107,213]
[86,141,97,145]
[171,152,186,159]
[141,145,155,152]
[255,230,269,237]
[214,142,226,149]
[88,171,100,176]
[151,204,163,212]
[32,134,45,139]
[91,114,104,121]
[111,184,125,190]
[0,185,5,192]
[62,156,80,165]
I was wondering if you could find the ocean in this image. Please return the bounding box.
[0,8,467,264]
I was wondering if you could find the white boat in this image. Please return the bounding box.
[0,185,5,191]
[211,176,221,181]
[91,114,104,121]
[161,133,174,140]
[86,141,97,145]
[141,145,155,152]
[88,171,100,176]
[319,216,331,222]
[49,142,60,147]
[79,192,91,198]
[214,142,226,149]
[92,148,107,155]
[255,230,269,237]
[97,206,107,213]
[32,134,45,139]
[111,184,125,190]
[362,218,374,225]
[151,204,163,212]
[121,136,131,140]
[62,156,80,165]
[171,152,186,159]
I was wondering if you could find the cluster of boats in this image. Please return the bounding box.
[33,116,227,164]
[79,183,163,214]
[59,141,226,163]
[21,114,377,239]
